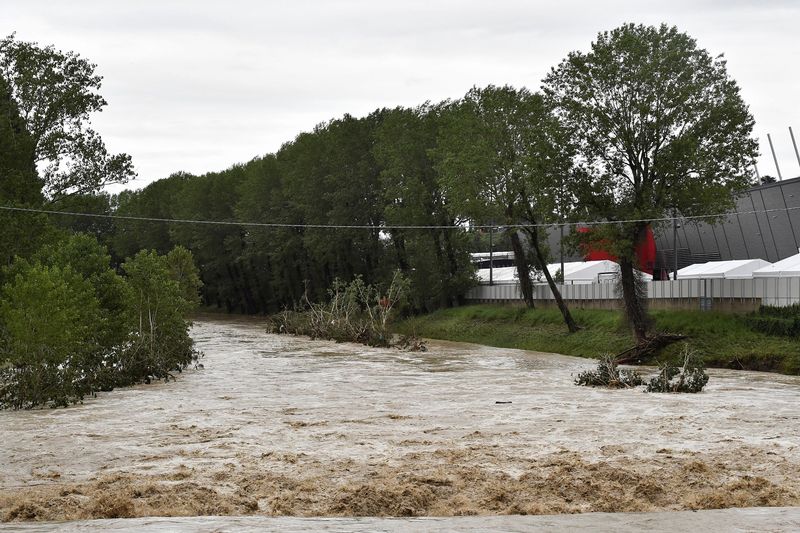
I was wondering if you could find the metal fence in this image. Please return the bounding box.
[466,277,800,308]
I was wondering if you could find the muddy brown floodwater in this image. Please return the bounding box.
[1,316,799,525]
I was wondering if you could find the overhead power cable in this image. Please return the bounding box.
[1,204,799,230]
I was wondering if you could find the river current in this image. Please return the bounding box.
[1,316,798,527]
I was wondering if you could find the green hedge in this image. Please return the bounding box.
[745,305,800,337]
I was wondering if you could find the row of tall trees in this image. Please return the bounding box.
[107,109,477,314]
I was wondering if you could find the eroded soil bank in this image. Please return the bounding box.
[1,317,799,522]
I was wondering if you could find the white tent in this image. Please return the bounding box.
[476,266,518,283]
[752,252,800,278]
[676,259,772,280]
[537,260,617,284]
[553,260,653,284]
[478,260,653,285]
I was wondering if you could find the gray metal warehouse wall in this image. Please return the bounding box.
[544,176,800,270]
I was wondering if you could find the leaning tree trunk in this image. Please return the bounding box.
[618,255,650,344]
[509,229,535,308]
[525,227,579,333]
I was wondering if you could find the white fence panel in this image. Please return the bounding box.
[467,276,800,307]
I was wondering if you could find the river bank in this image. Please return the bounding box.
[393,305,800,374]
[2,317,799,523]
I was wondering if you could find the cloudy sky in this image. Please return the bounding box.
[4,0,800,191]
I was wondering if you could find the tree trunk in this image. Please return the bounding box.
[618,255,650,344]
[442,228,463,307]
[391,231,409,271]
[527,229,579,333]
[509,229,535,308]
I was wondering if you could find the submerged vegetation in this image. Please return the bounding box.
[645,347,709,393]
[267,272,418,349]
[575,348,709,393]
[0,236,202,409]
[574,355,644,389]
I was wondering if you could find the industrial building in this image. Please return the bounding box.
[470,176,800,308]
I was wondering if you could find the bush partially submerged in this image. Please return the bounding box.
[574,355,644,388]
[0,238,202,409]
[395,334,427,352]
[576,346,710,394]
[646,347,709,393]
[268,272,410,348]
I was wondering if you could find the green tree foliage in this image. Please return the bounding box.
[278,112,388,298]
[0,263,102,408]
[0,34,135,202]
[0,75,52,264]
[112,173,192,261]
[166,245,204,308]
[33,234,132,348]
[109,110,476,316]
[434,85,577,331]
[0,36,203,409]
[48,192,116,244]
[373,104,474,311]
[235,154,306,311]
[170,168,248,311]
[543,24,758,343]
[0,238,201,409]
[120,250,199,384]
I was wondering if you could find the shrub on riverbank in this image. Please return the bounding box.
[0,235,201,409]
[744,304,800,338]
[393,304,800,375]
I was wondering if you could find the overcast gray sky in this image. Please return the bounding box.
[5,0,800,191]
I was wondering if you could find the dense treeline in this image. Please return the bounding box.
[106,107,478,315]
[0,35,202,408]
[86,20,758,332]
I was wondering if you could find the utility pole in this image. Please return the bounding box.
[559,223,565,282]
[559,176,565,282]
[489,225,494,286]
[672,207,678,280]
[768,133,783,180]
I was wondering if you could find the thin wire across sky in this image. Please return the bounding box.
[2,204,800,230]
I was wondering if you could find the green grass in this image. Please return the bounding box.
[393,304,800,375]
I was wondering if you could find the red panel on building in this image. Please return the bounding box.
[578,226,656,275]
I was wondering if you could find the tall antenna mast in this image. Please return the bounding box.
[790,126,800,173]
[768,133,783,180]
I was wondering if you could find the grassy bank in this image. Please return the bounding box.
[393,305,800,375]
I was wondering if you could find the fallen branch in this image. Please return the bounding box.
[614,333,688,365]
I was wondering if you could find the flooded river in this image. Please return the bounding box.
[1,316,799,523]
